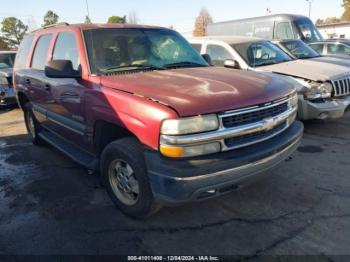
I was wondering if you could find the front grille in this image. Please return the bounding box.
[333,78,350,97]
[222,101,289,128]
[224,122,287,149]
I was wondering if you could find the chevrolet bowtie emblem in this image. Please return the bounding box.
[262,118,276,131]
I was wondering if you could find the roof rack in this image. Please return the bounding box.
[42,22,69,29]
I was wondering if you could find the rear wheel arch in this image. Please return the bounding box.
[17,92,29,110]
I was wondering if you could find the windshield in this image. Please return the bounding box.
[294,19,323,42]
[84,28,208,74]
[281,40,320,59]
[0,53,16,69]
[233,40,292,67]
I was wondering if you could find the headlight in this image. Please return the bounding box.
[290,92,298,108]
[161,114,219,135]
[294,79,332,100]
[304,82,332,100]
[160,142,221,158]
[0,77,8,86]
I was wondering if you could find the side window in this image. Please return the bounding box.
[252,44,277,59]
[309,43,324,54]
[276,22,294,40]
[327,44,350,55]
[53,32,80,70]
[31,34,52,70]
[191,43,202,54]
[15,35,34,68]
[206,44,233,66]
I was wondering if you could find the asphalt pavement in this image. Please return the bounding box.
[0,107,350,260]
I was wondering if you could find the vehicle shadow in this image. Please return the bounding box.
[301,112,350,141]
[0,104,19,114]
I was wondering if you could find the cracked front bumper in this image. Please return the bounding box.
[0,86,16,106]
[145,121,303,205]
[298,95,350,120]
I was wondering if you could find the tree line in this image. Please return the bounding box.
[316,0,350,25]
[0,10,138,50]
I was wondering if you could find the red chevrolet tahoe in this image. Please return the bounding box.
[13,23,303,218]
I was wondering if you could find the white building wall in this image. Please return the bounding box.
[317,24,350,39]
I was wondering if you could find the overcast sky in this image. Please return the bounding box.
[0,0,344,32]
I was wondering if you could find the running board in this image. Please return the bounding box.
[38,130,98,171]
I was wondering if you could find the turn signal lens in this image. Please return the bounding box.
[160,145,184,158]
[160,142,221,158]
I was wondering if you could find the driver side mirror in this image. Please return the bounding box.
[201,54,213,66]
[224,59,240,69]
[45,60,81,78]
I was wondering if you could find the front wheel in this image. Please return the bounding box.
[100,137,161,219]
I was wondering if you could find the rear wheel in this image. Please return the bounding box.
[23,103,46,146]
[100,137,161,218]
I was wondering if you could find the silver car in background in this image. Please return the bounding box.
[188,36,350,120]
[0,51,16,106]
[274,39,350,67]
[309,39,350,59]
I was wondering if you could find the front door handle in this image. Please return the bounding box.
[44,83,51,91]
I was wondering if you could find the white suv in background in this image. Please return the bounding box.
[188,36,350,120]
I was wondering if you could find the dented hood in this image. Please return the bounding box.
[101,67,294,116]
[260,60,350,82]
[310,56,350,67]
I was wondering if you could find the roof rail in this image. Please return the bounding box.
[42,22,69,29]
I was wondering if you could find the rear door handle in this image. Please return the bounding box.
[25,79,31,85]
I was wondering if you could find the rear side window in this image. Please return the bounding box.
[191,43,202,53]
[53,32,80,70]
[309,43,324,54]
[15,35,34,68]
[31,34,52,70]
[0,53,16,69]
[206,44,233,66]
[276,22,294,40]
[327,43,350,55]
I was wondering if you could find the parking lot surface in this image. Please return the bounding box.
[0,107,350,258]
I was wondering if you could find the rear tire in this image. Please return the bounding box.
[23,103,46,146]
[100,137,161,219]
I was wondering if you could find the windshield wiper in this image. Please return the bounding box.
[164,61,207,68]
[103,64,165,73]
[254,59,291,67]
[254,61,278,67]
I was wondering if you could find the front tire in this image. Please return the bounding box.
[23,103,46,146]
[100,137,161,219]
